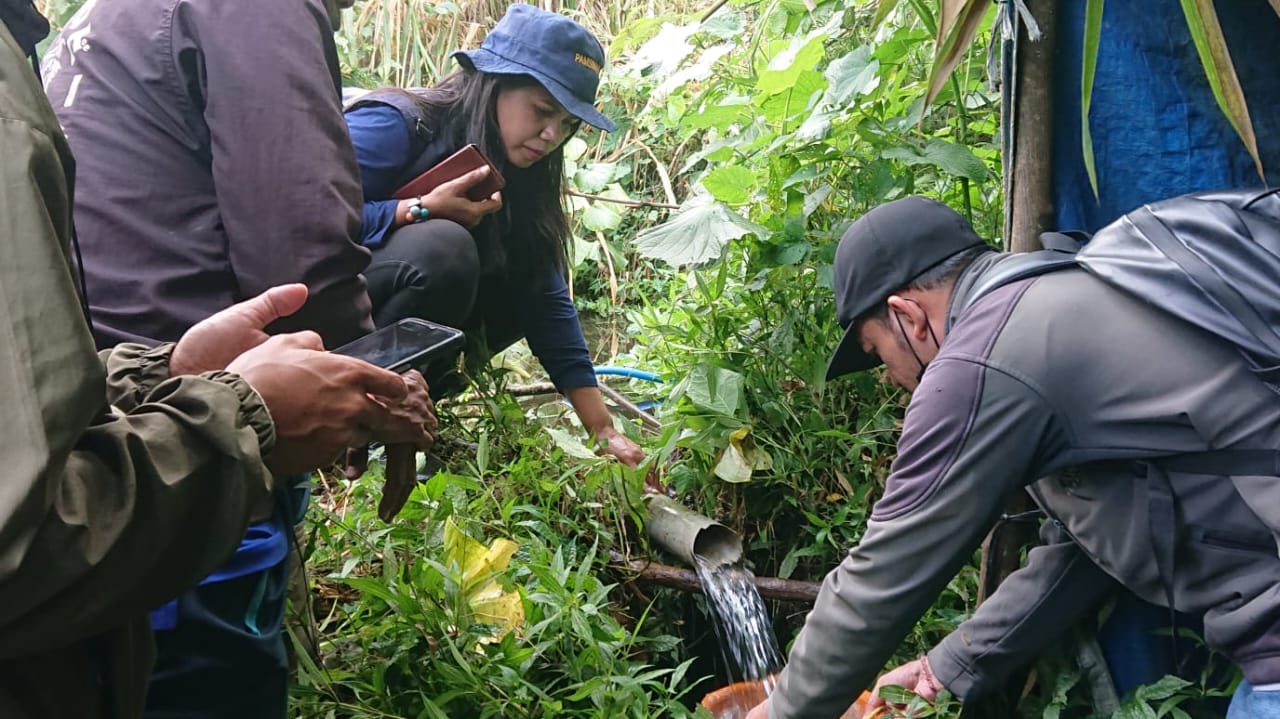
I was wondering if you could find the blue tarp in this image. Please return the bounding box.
[1047,0,1280,696]
[1052,0,1280,233]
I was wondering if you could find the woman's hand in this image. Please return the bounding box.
[418,166,503,228]
[593,425,644,467]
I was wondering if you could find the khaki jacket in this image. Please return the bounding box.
[0,20,275,719]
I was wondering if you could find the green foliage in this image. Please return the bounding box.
[33,0,1246,716]
[294,437,698,718]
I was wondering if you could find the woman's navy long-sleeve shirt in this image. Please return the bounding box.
[345,104,597,391]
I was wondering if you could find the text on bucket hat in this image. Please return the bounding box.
[826,197,988,380]
[451,4,616,132]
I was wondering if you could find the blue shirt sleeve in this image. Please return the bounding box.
[345,104,411,248]
[520,270,598,391]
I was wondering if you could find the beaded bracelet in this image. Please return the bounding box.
[403,196,431,223]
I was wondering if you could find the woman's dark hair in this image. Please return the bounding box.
[391,69,574,282]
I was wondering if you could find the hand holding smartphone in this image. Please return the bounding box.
[331,318,465,374]
[393,143,505,202]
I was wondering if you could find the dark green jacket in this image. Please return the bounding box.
[0,17,275,718]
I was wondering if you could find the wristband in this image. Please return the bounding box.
[920,656,944,695]
[404,196,430,223]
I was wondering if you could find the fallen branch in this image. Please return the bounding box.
[609,551,820,604]
[598,383,662,432]
[507,382,559,397]
[565,189,680,210]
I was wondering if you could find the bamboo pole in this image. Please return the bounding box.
[1004,0,1058,255]
[609,551,821,604]
[981,0,1059,608]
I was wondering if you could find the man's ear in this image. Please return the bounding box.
[885,294,929,341]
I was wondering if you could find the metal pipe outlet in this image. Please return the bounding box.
[646,493,743,568]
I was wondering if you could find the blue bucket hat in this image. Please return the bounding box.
[451,4,616,132]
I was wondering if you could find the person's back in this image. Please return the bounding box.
[41,0,371,347]
[962,263,1274,644]
[764,215,1280,717]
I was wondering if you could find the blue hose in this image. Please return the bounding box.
[593,366,664,383]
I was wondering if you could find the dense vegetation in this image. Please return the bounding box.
[33,0,1236,716]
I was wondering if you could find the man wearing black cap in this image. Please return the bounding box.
[747,197,1280,718]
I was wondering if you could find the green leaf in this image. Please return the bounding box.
[711,424,768,481]
[701,166,756,205]
[1180,0,1265,180]
[873,0,902,28]
[757,33,827,96]
[1134,675,1191,702]
[581,203,622,232]
[882,139,988,180]
[923,0,990,112]
[574,162,616,193]
[544,427,598,460]
[768,241,810,266]
[631,200,768,266]
[562,136,588,163]
[683,97,752,131]
[686,363,743,416]
[758,70,827,124]
[822,46,880,110]
[1081,0,1104,198]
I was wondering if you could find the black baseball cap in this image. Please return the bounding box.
[826,196,988,380]
[452,4,616,132]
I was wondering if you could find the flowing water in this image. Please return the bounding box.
[693,554,784,703]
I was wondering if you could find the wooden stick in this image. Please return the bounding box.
[598,383,662,431]
[564,189,680,210]
[609,552,821,604]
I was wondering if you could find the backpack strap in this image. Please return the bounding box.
[962,250,1080,313]
[1142,447,1280,671]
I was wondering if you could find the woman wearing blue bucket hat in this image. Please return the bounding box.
[344,4,642,467]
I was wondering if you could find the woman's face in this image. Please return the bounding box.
[495,83,580,168]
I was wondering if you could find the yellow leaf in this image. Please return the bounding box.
[470,583,525,644]
[442,518,527,646]
[445,518,521,595]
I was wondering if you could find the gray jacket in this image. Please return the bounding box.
[769,252,1280,718]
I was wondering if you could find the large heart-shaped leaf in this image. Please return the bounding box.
[756,32,828,96]
[822,46,880,110]
[631,199,767,266]
[701,166,757,205]
[686,363,744,417]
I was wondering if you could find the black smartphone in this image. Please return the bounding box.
[331,318,464,373]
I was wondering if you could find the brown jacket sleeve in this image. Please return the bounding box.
[0,31,276,658]
[175,0,373,347]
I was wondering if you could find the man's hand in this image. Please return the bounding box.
[594,425,644,467]
[227,332,427,475]
[865,657,943,715]
[745,700,769,719]
[171,284,310,376]
[368,370,437,522]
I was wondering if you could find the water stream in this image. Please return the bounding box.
[693,554,784,707]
